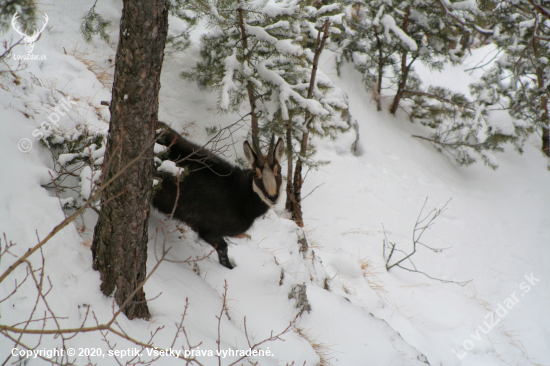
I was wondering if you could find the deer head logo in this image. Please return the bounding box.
[11,12,49,54]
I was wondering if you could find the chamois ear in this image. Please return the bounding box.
[274,138,285,164]
[243,141,257,167]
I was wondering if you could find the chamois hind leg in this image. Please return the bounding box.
[232,233,251,240]
[199,231,234,269]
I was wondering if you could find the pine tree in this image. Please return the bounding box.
[341,0,486,113]
[180,0,349,225]
[80,0,111,43]
[339,1,524,168]
[0,0,37,32]
[471,0,550,157]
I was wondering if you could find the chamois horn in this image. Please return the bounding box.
[267,133,275,165]
[252,134,264,166]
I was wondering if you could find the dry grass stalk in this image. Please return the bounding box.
[68,46,114,89]
[294,327,336,366]
[359,257,388,299]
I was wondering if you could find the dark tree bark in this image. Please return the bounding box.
[285,115,294,214]
[238,7,259,137]
[373,28,384,112]
[389,10,411,115]
[535,62,549,157]
[539,85,549,157]
[286,20,330,228]
[92,0,169,320]
[543,124,549,157]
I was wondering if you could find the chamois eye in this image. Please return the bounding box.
[253,172,259,178]
[277,167,282,174]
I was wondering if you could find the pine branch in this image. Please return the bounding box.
[412,134,487,149]
[403,90,474,110]
[527,0,550,21]
[435,0,492,34]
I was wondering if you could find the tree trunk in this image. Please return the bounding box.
[543,125,549,157]
[285,115,295,213]
[532,31,550,158]
[389,10,411,115]
[238,6,259,137]
[539,63,549,157]
[92,0,169,320]
[374,28,384,112]
[288,20,330,228]
[536,60,549,157]
[541,95,549,157]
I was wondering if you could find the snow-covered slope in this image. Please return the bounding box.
[1,1,549,366]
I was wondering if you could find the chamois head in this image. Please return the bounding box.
[243,134,285,206]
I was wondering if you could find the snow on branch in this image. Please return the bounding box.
[447,0,477,11]
[380,14,418,51]
[315,3,340,16]
[220,49,241,110]
[256,59,329,120]
[264,20,290,30]
[262,1,299,18]
[245,25,303,56]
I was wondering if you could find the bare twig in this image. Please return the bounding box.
[383,198,471,286]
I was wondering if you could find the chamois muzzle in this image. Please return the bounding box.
[267,193,279,204]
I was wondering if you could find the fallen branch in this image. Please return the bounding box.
[383,198,471,286]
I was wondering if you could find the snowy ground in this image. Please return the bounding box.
[1,1,549,366]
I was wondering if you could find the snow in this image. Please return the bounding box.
[158,160,184,176]
[380,14,418,51]
[1,2,549,366]
[485,109,516,135]
[262,0,299,18]
[519,18,536,37]
[449,0,478,11]
[315,3,340,16]
[264,20,290,31]
[58,153,79,166]
[153,143,167,154]
[373,5,386,27]
[245,25,303,56]
[93,144,106,159]
[256,59,329,120]
[220,49,240,110]
[79,165,101,199]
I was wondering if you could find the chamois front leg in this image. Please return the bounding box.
[199,231,234,269]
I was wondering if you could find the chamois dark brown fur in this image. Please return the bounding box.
[153,122,284,269]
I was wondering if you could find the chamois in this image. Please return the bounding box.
[153,122,285,269]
